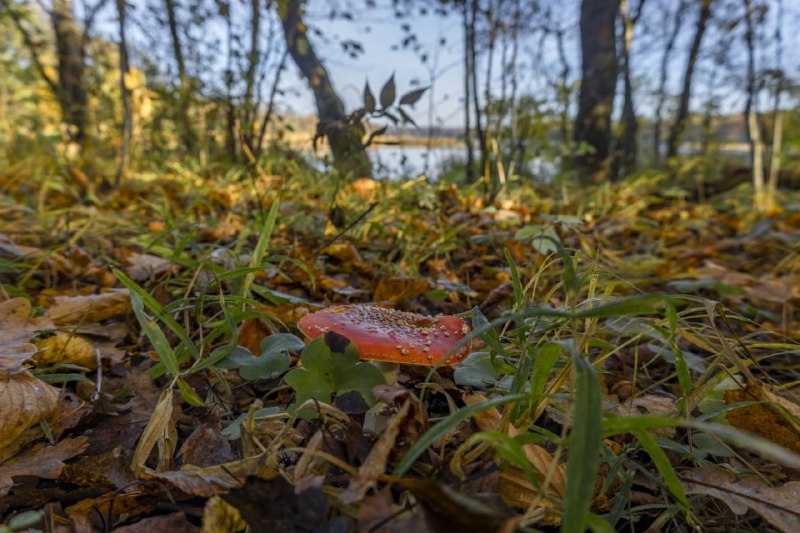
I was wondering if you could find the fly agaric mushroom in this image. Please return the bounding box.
[297,305,472,381]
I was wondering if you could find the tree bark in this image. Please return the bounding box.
[114,0,131,186]
[164,0,195,152]
[279,0,370,177]
[652,0,686,163]
[666,0,713,159]
[573,0,619,182]
[617,0,645,177]
[51,0,88,142]
[462,0,475,181]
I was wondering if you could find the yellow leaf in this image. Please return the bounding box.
[0,372,60,452]
[34,333,97,369]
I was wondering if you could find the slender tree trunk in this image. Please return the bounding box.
[51,0,87,142]
[666,0,713,159]
[573,0,619,182]
[765,0,783,210]
[165,0,195,152]
[652,1,686,163]
[743,0,765,212]
[224,2,237,161]
[463,0,475,181]
[114,0,131,186]
[469,0,487,189]
[242,0,261,153]
[279,0,370,177]
[617,0,642,177]
[255,49,290,157]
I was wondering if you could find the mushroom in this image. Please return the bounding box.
[297,304,472,383]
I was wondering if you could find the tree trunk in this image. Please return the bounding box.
[462,0,475,181]
[617,0,642,177]
[114,0,131,186]
[652,1,686,163]
[51,0,87,142]
[279,0,370,177]
[573,0,619,182]
[666,0,713,159]
[165,0,195,152]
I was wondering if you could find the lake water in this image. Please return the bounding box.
[368,144,466,180]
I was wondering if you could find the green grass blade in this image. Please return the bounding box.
[562,352,602,533]
[393,393,529,476]
[242,199,280,302]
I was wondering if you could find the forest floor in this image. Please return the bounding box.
[1,159,800,532]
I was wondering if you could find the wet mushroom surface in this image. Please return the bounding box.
[297,304,472,366]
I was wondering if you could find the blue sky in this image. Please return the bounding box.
[100,0,798,128]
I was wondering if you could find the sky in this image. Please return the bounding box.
[96,0,799,129]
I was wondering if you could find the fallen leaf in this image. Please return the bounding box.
[373,276,429,303]
[34,333,97,368]
[0,371,60,452]
[0,437,88,497]
[0,298,55,376]
[202,496,247,533]
[683,465,800,531]
[236,317,274,356]
[131,388,177,475]
[44,289,131,325]
[114,512,200,533]
[463,392,564,524]
[123,253,175,282]
[221,476,331,532]
[339,384,428,505]
[725,383,800,454]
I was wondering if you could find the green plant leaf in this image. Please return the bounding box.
[562,352,602,533]
[399,86,427,106]
[129,291,180,378]
[284,331,385,413]
[363,81,376,112]
[222,406,281,440]
[453,352,501,387]
[379,74,396,108]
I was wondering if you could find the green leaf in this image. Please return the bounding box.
[115,269,199,377]
[632,428,690,516]
[241,200,280,305]
[130,291,181,378]
[363,81,376,112]
[393,393,529,476]
[177,377,206,407]
[399,86,427,106]
[562,353,602,533]
[222,406,281,440]
[379,74,396,108]
[453,352,501,387]
[217,333,302,380]
[284,332,385,413]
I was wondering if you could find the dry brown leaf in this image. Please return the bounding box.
[0,371,60,452]
[373,276,429,303]
[608,395,678,438]
[131,388,177,475]
[34,333,97,368]
[0,298,55,377]
[683,465,800,531]
[725,383,800,454]
[123,253,175,281]
[463,392,564,524]
[43,289,131,325]
[236,317,274,355]
[202,496,247,533]
[0,437,88,496]
[339,385,428,505]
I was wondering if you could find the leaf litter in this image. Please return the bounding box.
[1,171,800,531]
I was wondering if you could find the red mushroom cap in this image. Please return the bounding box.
[297,305,472,366]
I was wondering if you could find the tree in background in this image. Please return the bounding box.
[279,0,371,178]
[573,0,619,182]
